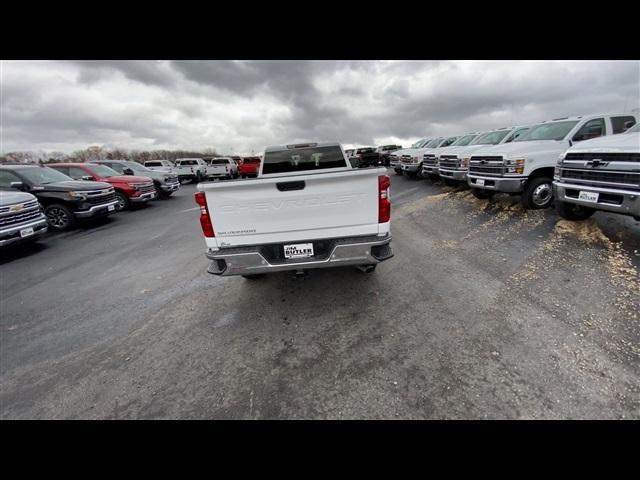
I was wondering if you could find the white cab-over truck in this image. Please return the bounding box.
[554,125,640,221]
[195,142,393,278]
[437,126,531,186]
[422,133,480,181]
[467,113,637,209]
[390,138,431,175]
[402,136,459,179]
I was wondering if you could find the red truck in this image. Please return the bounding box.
[48,163,156,211]
[238,156,261,178]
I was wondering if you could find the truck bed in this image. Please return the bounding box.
[198,167,388,249]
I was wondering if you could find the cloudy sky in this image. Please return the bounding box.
[2,60,639,155]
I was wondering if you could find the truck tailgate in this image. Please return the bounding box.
[199,168,386,247]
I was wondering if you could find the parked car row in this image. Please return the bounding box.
[0,160,183,247]
[143,156,263,183]
[393,112,639,222]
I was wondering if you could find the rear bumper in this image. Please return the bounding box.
[205,234,393,276]
[467,174,526,193]
[439,169,467,181]
[553,181,640,217]
[0,217,48,246]
[74,200,119,218]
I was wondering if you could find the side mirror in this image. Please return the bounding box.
[623,120,635,131]
[81,175,95,181]
[10,181,25,191]
[123,168,134,175]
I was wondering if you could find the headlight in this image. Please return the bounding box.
[505,158,525,174]
[554,166,560,179]
[67,191,87,200]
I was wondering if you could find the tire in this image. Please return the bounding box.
[45,204,76,231]
[555,200,595,221]
[471,188,495,200]
[443,178,457,187]
[521,177,554,209]
[155,184,169,199]
[114,191,130,211]
[242,274,265,280]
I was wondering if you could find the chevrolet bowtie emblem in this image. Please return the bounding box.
[585,159,608,167]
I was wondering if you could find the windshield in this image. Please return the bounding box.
[425,138,443,148]
[88,164,120,178]
[515,121,579,142]
[19,166,73,185]
[450,134,478,147]
[411,139,428,148]
[122,161,151,172]
[474,130,512,145]
[625,123,640,133]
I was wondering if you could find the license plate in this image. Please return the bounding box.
[476,179,485,187]
[108,204,116,212]
[284,243,314,259]
[20,227,34,237]
[578,191,599,203]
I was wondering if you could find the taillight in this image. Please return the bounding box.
[194,191,215,237]
[378,175,391,223]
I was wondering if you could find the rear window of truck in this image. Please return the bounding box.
[262,146,348,174]
[210,159,227,165]
[178,160,198,165]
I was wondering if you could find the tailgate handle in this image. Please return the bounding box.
[276,181,306,192]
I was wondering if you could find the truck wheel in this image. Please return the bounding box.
[555,200,595,221]
[114,191,130,211]
[472,188,495,200]
[45,204,76,231]
[242,274,265,280]
[522,177,553,209]
[416,164,424,179]
[154,184,168,199]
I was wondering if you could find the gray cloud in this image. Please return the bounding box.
[2,60,639,154]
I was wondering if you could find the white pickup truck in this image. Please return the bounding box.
[175,158,208,183]
[401,136,459,179]
[467,113,638,209]
[554,124,640,221]
[195,142,393,278]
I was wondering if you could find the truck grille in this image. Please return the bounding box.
[469,156,505,176]
[0,199,38,214]
[439,155,461,170]
[137,183,155,194]
[422,154,438,167]
[0,205,42,228]
[559,168,640,189]
[86,192,117,205]
[401,155,414,164]
[565,152,640,163]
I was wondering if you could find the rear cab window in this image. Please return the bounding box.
[611,115,636,134]
[262,144,348,175]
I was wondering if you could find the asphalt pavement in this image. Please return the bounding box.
[1,171,638,419]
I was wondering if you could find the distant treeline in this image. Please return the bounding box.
[0,147,234,164]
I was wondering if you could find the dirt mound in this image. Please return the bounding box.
[554,219,611,246]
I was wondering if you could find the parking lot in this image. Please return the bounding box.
[1,171,639,419]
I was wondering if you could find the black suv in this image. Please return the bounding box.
[0,164,118,231]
